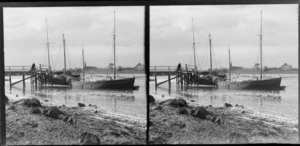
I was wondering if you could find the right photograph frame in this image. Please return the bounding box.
[148,3,299,144]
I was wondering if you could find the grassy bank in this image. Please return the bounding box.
[149,96,298,144]
[5,96,146,145]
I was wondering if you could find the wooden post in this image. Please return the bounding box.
[35,73,37,86]
[154,66,157,90]
[9,73,11,88]
[22,72,25,88]
[168,66,171,88]
[180,72,183,86]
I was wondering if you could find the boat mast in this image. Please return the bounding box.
[260,10,263,79]
[46,18,51,72]
[209,33,212,74]
[82,45,85,81]
[228,45,231,81]
[113,10,116,79]
[192,18,197,72]
[63,34,66,73]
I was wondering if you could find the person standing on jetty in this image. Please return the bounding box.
[30,63,36,72]
[176,63,182,72]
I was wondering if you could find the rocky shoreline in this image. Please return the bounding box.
[5,95,146,145]
[149,95,298,144]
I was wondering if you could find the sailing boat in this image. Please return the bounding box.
[216,11,282,90]
[188,18,226,86]
[42,18,71,86]
[53,34,81,81]
[79,11,135,90]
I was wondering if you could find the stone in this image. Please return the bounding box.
[190,100,195,102]
[44,100,48,102]
[78,103,86,107]
[22,98,42,107]
[44,106,63,119]
[31,107,42,114]
[228,132,249,144]
[149,121,153,127]
[192,106,210,119]
[225,103,232,108]
[169,98,188,108]
[210,115,222,124]
[79,132,100,145]
[177,108,189,114]
[7,105,16,110]
[154,105,162,110]
[149,95,155,103]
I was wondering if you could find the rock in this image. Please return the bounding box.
[169,98,188,107]
[44,100,48,102]
[64,116,74,124]
[5,95,9,104]
[162,95,164,97]
[225,103,232,108]
[210,115,222,124]
[44,106,63,119]
[16,94,18,97]
[192,106,210,119]
[154,105,162,110]
[7,105,16,110]
[149,121,153,127]
[79,132,100,145]
[235,104,244,109]
[190,100,195,102]
[228,132,249,144]
[94,111,98,113]
[177,108,189,114]
[22,98,42,107]
[78,103,86,107]
[31,107,42,114]
[149,95,155,103]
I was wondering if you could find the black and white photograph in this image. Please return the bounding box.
[149,4,298,144]
[3,6,146,145]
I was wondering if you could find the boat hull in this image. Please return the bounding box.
[79,77,135,90]
[216,77,282,90]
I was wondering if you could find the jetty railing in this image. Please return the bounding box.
[150,65,202,90]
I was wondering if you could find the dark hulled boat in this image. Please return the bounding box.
[79,11,135,90]
[80,77,135,90]
[217,77,282,90]
[216,11,282,90]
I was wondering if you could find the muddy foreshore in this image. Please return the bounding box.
[149,95,298,144]
[5,95,146,145]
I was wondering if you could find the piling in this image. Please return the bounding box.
[154,67,157,90]
[168,66,171,88]
[22,72,25,88]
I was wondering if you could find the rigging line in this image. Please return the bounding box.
[53,42,62,70]
[65,41,72,70]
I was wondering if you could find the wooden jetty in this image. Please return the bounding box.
[150,65,218,90]
[5,65,70,90]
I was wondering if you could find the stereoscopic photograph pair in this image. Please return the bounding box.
[0,0,298,145]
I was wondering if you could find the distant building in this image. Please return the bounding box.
[280,63,293,70]
[135,63,144,70]
[231,66,243,70]
[84,66,97,70]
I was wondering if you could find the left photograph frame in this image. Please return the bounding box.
[0,1,149,145]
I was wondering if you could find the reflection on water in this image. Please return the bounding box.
[151,74,298,120]
[5,75,146,119]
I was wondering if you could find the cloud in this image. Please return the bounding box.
[4,6,144,69]
[150,4,298,69]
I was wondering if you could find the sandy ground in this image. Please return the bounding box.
[149,95,298,144]
[5,95,146,145]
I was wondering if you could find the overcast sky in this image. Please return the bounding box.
[4,6,144,70]
[150,4,298,70]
